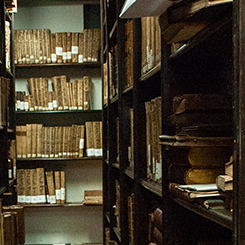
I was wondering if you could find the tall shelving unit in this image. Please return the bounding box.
[14,1,103,244]
[101,0,245,244]
[0,0,16,200]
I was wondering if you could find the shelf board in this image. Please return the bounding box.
[18,0,100,6]
[0,187,6,196]
[15,109,101,114]
[124,167,134,179]
[173,197,232,230]
[17,156,102,162]
[15,62,101,68]
[23,202,103,208]
[110,95,119,104]
[113,227,121,243]
[123,85,133,95]
[140,179,162,197]
[109,19,118,39]
[140,63,161,81]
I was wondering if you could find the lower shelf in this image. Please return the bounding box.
[22,203,103,208]
[173,197,232,229]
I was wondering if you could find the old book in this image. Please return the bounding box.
[128,193,134,244]
[83,76,92,110]
[58,126,64,157]
[93,121,102,157]
[60,170,66,204]
[42,29,47,63]
[26,124,32,158]
[103,62,108,105]
[66,81,72,110]
[77,79,84,110]
[33,29,40,64]
[216,174,233,191]
[30,169,37,204]
[1,212,16,245]
[160,135,233,168]
[62,126,68,157]
[168,164,224,185]
[159,11,207,44]
[50,126,55,158]
[24,169,31,204]
[45,126,50,158]
[15,126,22,158]
[2,205,25,244]
[78,32,84,63]
[66,32,72,63]
[91,29,100,62]
[55,32,63,63]
[38,29,44,64]
[83,29,89,62]
[21,125,27,158]
[72,79,78,110]
[31,124,37,158]
[50,33,57,63]
[36,124,43,158]
[52,76,63,110]
[153,208,162,232]
[45,29,51,63]
[168,0,232,24]
[60,75,69,110]
[41,126,46,158]
[85,121,95,156]
[62,32,67,63]
[169,182,221,201]
[36,168,46,203]
[71,32,79,63]
[54,171,61,204]
[66,126,72,158]
[45,171,56,204]
[17,169,26,204]
[83,190,103,205]
[78,125,85,157]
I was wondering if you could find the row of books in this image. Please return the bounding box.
[141,16,161,76]
[16,121,102,159]
[0,76,10,128]
[14,29,101,65]
[125,20,133,89]
[0,204,25,245]
[145,97,162,183]
[15,75,93,111]
[17,168,65,204]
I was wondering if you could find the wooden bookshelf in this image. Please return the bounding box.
[102,0,239,244]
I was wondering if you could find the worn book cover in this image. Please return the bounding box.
[71,32,79,63]
[17,169,26,204]
[60,171,66,203]
[78,125,85,157]
[78,32,84,63]
[24,169,31,203]
[85,121,94,156]
[54,171,61,203]
[66,32,72,63]
[2,205,25,244]
[36,168,46,203]
[30,168,37,203]
[45,171,56,204]
[55,32,63,63]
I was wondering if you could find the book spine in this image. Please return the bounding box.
[36,168,46,203]
[85,121,95,156]
[66,32,72,63]
[55,32,63,63]
[71,32,79,63]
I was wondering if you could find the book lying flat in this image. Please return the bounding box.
[169,182,221,201]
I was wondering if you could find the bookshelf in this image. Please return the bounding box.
[101,0,242,244]
[14,1,103,244]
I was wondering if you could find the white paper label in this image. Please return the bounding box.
[49,195,56,204]
[55,189,61,200]
[72,46,78,54]
[86,148,95,156]
[18,195,26,203]
[56,47,63,56]
[51,54,57,62]
[61,188,65,201]
[79,139,84,149]
[95,149,103,157]
[78,55,83,63]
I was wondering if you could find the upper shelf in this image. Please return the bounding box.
[15,62,101,78]
[15,62,101,68]
[15,110,102,126]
